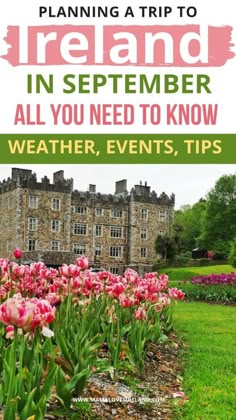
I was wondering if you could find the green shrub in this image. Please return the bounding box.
[199,258,209,266]
[175,255,190,266]
[213,251,226,260]
[153,259,168,270]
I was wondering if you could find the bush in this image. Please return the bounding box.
[181,251,192,259]
[213,251,226,260]
[153,259,168,269]
[199,258,209,266]
[174,256,190,266]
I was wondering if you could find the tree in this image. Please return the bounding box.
[174,201,206,253]
[202,174,236,254]
[154,235,177,261]
[229,238,236,268]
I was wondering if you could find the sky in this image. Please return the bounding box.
[0,164,235,210]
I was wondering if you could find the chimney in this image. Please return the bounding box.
[115,180,127,197]
[89,184,96,193]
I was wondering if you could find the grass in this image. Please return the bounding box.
[159,265,234,282]
[173,302,236,419]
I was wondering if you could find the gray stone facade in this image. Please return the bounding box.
[0,168,175,274]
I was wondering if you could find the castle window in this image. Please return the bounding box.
[74,223,87,235]
[140,228,148,240]
[95,245,102,257]
[141,208,148,220]
[95,225,103,237]
[29,195,38,209]
[52,198,60,211]
[28,217,38,231]
[51,220,60,232]
[28,239,36,251]
[140,247,147,258]
[73,243,86,255]
[158,230,166,236]
[159,210,166,222]
[111,209,122,218]
[109,246,122,257]
[51,240,60,251]
[95,208,104,217]
[74,206,87,215]
[109,267,119,275]
[110,226,123,238]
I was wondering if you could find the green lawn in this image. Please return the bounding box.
[173,302,236,419]
[159,265,234,282]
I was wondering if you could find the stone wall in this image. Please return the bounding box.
[0,169,175,273]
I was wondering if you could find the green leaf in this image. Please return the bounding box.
[34,394,47,420]
[66,367,90,393]
[55,367,72,409]
[56,332,73,367]
[120,323,131,337]
[0,383,3,408]
[19,388,36,420]
[39,359,57,400]
[3,403,17,420]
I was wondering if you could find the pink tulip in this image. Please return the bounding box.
[159,275,169,291]
[159,293,171,307]
[97,271,112,281]
[119,293,134,308]
[124,268,139,285]
[168,287,185,300]
[0,286,7,300]
[148,293,159,303]
[29,298,56,330]
[68,264,81,277]
[0,293,35,328]
[154,303,164,312]
[13,248,22,259]
[30,262,46,275]
[144,272,158,280]
[75,256,90,270]
[45,293,61,307]
[108,282,125,299]
[60,264,70,277]
[0,258,9,276]
[11,263,26,277]
[5,325,14,339]
[134,307,147,320]
[134,287,149,302]
[60,264,80,277]
[0,293,56,332]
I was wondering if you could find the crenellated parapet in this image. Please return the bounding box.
[72,189,129,206]
[0,168,73,194]
[130,182,175,206]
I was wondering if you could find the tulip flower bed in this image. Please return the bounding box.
[190,272,236,285]
[170,273,236,304]
[0,256,184,419]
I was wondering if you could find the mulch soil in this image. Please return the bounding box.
[46,332,186,419]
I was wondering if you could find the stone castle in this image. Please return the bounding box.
[0,168,175,274]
